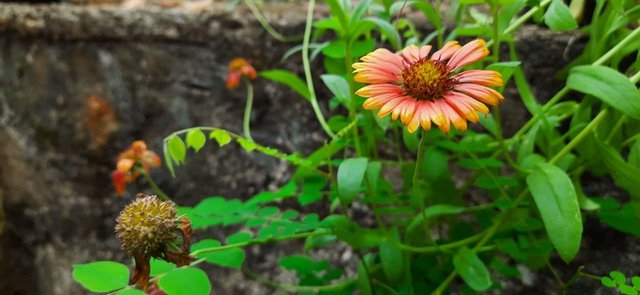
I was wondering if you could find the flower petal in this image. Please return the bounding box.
[377,97,407,118]
[400,45,421,64]
[419,45,433,59]
[453,84,504,106]
[436,99,467,133]
[415,101,431,131]
[454,70,504,87]
[117,158,135,172]
[431,41,461,62]
[363,91,404,109]
[443,93,480,123]
[355,84,404,97]
[447,39,489,71]
[406,107,421,133]
[360,48,404,71]
[400,99,418,124]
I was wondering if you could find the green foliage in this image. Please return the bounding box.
[74,0,640,294]
[158,268,211,295]
[260,69,311,100]
[526,162,582,263]
[72,261,130,293]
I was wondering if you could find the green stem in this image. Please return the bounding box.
[243,0,303,42]
[395,231,485,253]
[486,0,552,48]
[432,106,610,292]
[243,267,356,292]
[412,133,431,235]
[512,26,640,139]
[549,109,608,164]
[302,0,336,138]
[431,272,457,295]
[191,230,329,256]
[435,0,443,47]
[242,79,254,142]
[344,37,363,156]
[140,170,171,201]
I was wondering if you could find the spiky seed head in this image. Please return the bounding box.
[115,194,179,257]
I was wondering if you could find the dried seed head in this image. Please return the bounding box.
[115,194,179,257]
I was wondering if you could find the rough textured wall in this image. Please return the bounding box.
[0,3,621,295]
[0,3,323,294]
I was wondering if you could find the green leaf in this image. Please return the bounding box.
[150,258,176,276]
[407,205,465,234]
[226,232,253,244]
[620,284,638,295]
[632,276,640,289]
[611,271,627,285]
[567,66,640,120]
[209,129,231,146]
[337,158,369,203]
[321,74,350,105]
[453,247,492,292]
[168,135,187,164]
[594,138,640,198]
[115,289,146,295]
[186,129,206,152]
[544,0,578,31]
[237,138,257,151]
[72,261,130,293]
[363,17,401,50]
[279,255,316,275]
[412,1,441,29]
[379,228,404,283]
[526,162,582,263]
[191,240,245,269]
[163,144,176,177]
[260,69,311,100]
[158,268,211,295]
[601,276,616,288]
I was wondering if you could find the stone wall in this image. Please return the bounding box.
[0,3,597,294]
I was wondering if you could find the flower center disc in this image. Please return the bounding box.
[402,59,452,101]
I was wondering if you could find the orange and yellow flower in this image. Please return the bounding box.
[226,58,257,89]
[353,39,504,133]
[112,141,161,195]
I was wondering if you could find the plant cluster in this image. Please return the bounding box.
[72,0,640,294]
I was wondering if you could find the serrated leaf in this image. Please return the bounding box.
[260,69,311,100]
[453,247,492,292]
[567,66,640,120]
[526,162,582,263]
[158,268,211,295]
[209,130,231,146]
[337,158,369,203]
[167,135,186,164]
[72,261,130,293]
[544,0,578,31]
[185,129,206,152]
